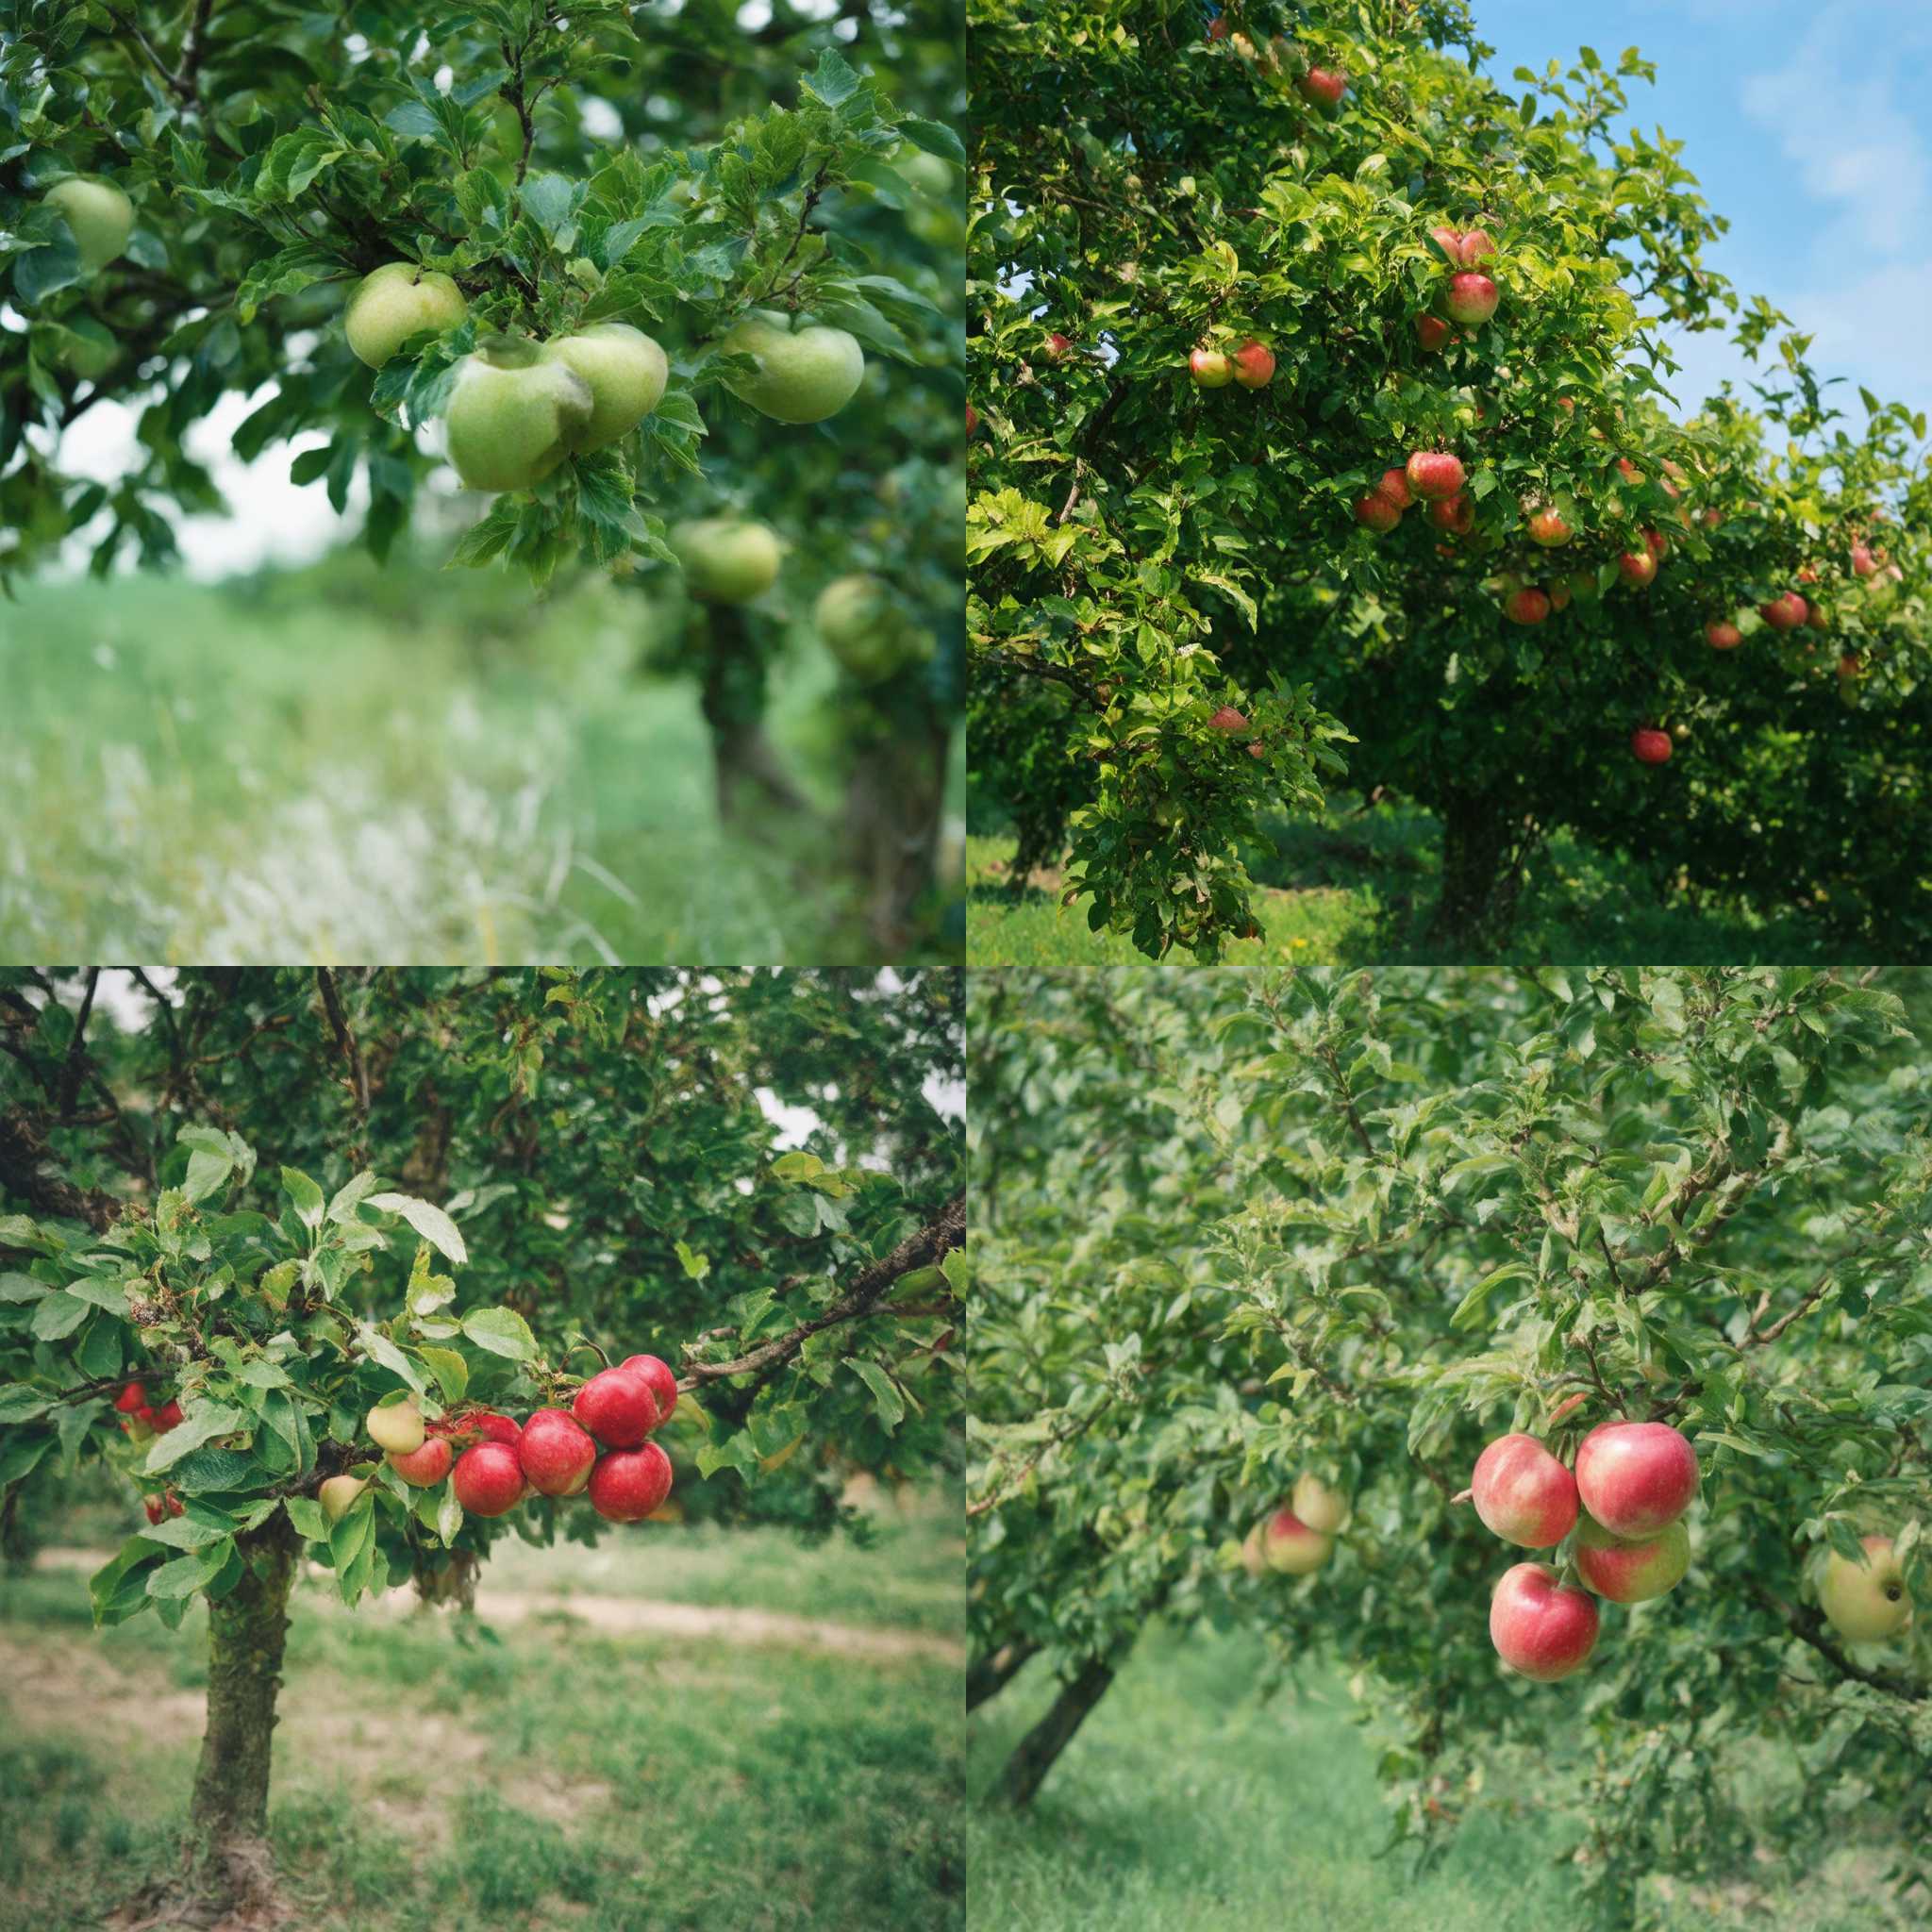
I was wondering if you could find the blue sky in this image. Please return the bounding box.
[1471,0,1932,425]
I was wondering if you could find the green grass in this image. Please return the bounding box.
[966,792,1855,967]
[0,1508,962,1932]
[0,562,962,963]
[969,1625,1910,1932]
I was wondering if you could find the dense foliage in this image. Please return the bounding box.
[968,967,1931,1929]
[967,0,1930,955]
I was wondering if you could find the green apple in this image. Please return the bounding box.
[45,176,134,271]
[344,261,469,369]
[716,308,865,424]
[445,335,593,491]
[319,1474,369,1524]
[670,518,783,602]
[1820,1536,1912,1642]
[366,1401,425,1455]
[1292,1472,1351,1535]
[46,316,120,380]
[814,574,930,682]
[895,148,957,199]
[542,323,669,450]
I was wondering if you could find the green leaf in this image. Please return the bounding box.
[848,1358,906,1431]
[369,1193,467,1265]
[460,1307,537,1361]
[282,1167,325,1229]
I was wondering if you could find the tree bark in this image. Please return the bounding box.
[967,1638,1040,1712]
[844,723,950,955]
[185,1514,298,1914]
[698,604,817,826]
[1425,793,1540,951]
[991,1651,1120,1808]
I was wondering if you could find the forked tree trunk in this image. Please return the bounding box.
[845,723,951,955]
[991,1652,1120,1808]
[1426,794,1540,951]
[184,1514,298,1914]
[967,1638,1040,1712]
[697,605,817,827]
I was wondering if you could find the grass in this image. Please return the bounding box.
[0,1504,963,1932]
[965,792,1856,967]
[969,1624,1912,1932]
[0,561,962,964]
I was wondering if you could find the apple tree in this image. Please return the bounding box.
[0,964,964,1920]
[968,966,1932,1928]
[0,0,965,952]
[967,0,1929,956]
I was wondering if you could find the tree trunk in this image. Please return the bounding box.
[991,1652,1119,1808]
[697,605,816,826]
[845,723,950,955]
[184,1514,298,1914]
[967,1638,1040,1712]
[1425,794,1540,951]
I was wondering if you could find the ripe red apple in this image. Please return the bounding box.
[1230,340,1274,389]
[965,402,977,437]
[1503,587,1551,625]
[1426,492,1474,535]
[1643,527,1668,561]
[1190,346,1233,389]
[1525,508,1572,547]
[475,1410,524,1446]
[1429,224,1462,260]
[1471,1434,1577,1548]
[453,1441,526,1517]
[1574,1422,1697,1539]
[1355,491,1400,533]
[1375,466,1414,511]
[114,1381,148,1414]
[1415,315,1452,352]
[1759,591,1807,631]
[572,1367,659,1448]
[1796,563,1818,584]
[143,1495,166,1525]
[1575,1512,1690,1604]
[1296,65,1347,108]
[1850,542,1878,577]
[1613,457,1642,485]
[1444,273,1498,325]
[1618,550,1657,589]
[1701,508,1723,528]
[1405,450,1465,501]
[1206,13,1227,41]
[1456,227,1496,266]
[388,1438,454,1487]
[150,1400,183,1432]
[1631,727,1673,765]
[619,1355,679,1424]
[1807,600,1830,630]
[1490,1563,1600,1681]
[519,1407,598,1495]
[589,1441,675,1523]
[1259,1507,1332,1575]
[1208,705,1252,732]
[1706,620,1741,650]
[1043,332,1072,361]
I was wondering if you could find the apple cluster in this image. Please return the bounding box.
[329,1353,680,1530]
[1240,1472,1351,1578]
[1189,341,1275,392]
[115,1379,184,1439]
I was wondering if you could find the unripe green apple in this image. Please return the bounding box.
[542,323,668,450]
[670,518,783,602]
[814,574,931,682]
[1291,1472,1350,1534]
[445,335,593,491]
[49,316,121,380]
[44,176,134,271]
[319,1474,369,1523]
[716,308,865,424]
[895,148,956,199]
[1820,1537,1912,1642]
[343,261,468,369]
[367,1401,425,1455]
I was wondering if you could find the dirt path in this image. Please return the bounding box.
[28,1547,964,1665]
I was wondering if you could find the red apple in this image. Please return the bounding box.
[1426,492,1474,535]
[150,1400,183,1432]
[1471,1434,1577,1548]
[1375,466,1414,511]
[1190,346,1234,389]
[519,1407,598,1495]
[1807,600,1830,630]
[1415,315,1452,352]
[1706,620,1741,650]
[1206,13,1227,41]
[573,1367,659,1448]
[1547,580,1572,611]
[1043,332,1072,361]
[1643,527,1668,561]
[618,1355,679,1423]
[1444,273,1498,325]
[1618,550,1657,589]
[1405,450,1465,501]
[1796,563,1818,584]
[965,402,977,437]
[1490,1563,1600,1681]
[475,1410,523,1446]
[1503,587,1550,625]
[1208,705,1251,733]
[1631,727,1673,765]
[1259,1506,1332,1575]
[1296,65,1347,108]
[1614,456,1642,485]
[453,1441,526,1517]
[114,1381,149,1414]
[1838,653,1862,680]
[1429,224,1463,260]
[1575,1513,1690,1604]
[1355,491,1400,533]
[1850,542,1878,577]
[1230,340,1274,389]
[589,1441,675,1523]
[388,1438,455,1487]
[1525,508,1572,547]
[1574,1422,1698,1539]
[1456,227,1496,266]
[143,1495,166,1525]
[1759,591,1807,631]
